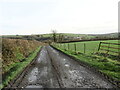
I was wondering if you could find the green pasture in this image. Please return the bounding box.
[56,40,119,55]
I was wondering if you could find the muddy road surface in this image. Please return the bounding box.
[9,46,115,89]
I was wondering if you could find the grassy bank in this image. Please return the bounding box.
[1,46,41,88]
[1,38,43,88]
[2,39,42,74]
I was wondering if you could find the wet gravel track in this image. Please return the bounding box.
[8,46,115,89]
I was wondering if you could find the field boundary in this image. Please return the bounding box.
[51,45,119,88]
[98,42,120,57]
[59,38,119,43]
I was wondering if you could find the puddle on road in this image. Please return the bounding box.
[38,50,47,63]
[50,47,58,54]
[28,67,38,83]
[25,85,43,88]
[24,85,43,90]
[69,70,82,79]
[37,58,41,63]
[40,67,48,77]
[65,64,69,67]
[63,59,66,61]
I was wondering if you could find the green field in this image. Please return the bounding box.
[53,40,120,84]
[55,40,119,55]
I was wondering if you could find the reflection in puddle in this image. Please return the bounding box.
[63,59,66,61]
[37,58,41,63]
[65,64,69,67]
[24,85,43,90]
[25,85,43,88]
[40,67,47,76]
[28,67,38,83]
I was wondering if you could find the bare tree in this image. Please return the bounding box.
[51,30,57,42]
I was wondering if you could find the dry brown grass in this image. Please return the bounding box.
[2,38,43,74]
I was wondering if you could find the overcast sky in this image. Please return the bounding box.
[0,0,119,35]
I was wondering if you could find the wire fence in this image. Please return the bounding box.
[98,42,120,56]
[53,41,120,57]
[53,42,99,54]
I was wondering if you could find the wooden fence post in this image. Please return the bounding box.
[107,43,110,54]
[98,42,102,51]
[84,43,86,54]
[74,43,76,52]
[68,43,69,50]
[64,44,65,50]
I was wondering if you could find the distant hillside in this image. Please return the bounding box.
[89,32,119,39]
[2,32,119,42]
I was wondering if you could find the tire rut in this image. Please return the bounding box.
[46,46,115,88]
[46,47,64,88]
[6,46,61,89]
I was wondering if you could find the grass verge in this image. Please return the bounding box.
[1,46,41,89]
[54,46,120,82]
